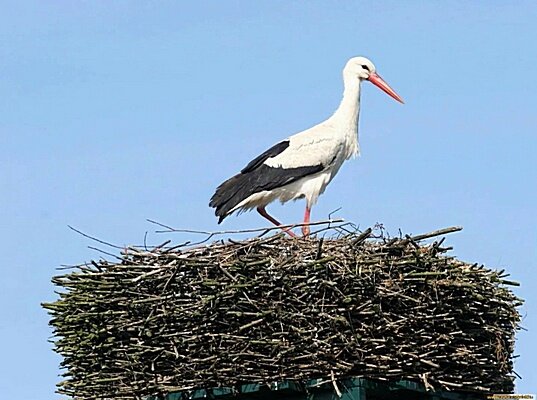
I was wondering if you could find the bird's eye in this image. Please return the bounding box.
[362,65,370,72]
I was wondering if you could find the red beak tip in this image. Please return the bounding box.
[368,73,404,105]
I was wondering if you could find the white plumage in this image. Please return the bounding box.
[209,56,403,237]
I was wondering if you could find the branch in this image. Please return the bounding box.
[146,218,345,235]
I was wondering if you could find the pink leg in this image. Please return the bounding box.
[256,206,297,238]
[302,206,311,237]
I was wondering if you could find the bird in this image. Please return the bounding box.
[209,56,403,237]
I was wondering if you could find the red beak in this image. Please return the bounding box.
[367,72,404,104]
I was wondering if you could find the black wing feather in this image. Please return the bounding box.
[209,140,289,209]
[210,142,324,223]
[241,140,290,173]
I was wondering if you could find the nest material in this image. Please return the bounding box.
[43,226,522,399]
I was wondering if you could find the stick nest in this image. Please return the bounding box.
[43,226,522,399]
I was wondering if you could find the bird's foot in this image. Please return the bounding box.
[301,225,310,237]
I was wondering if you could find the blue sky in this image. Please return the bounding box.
[1,1,536,397]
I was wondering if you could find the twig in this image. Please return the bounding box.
[147,218,345,235]
[331,370,342,398]
[68,225,123,249]
[410,226,463,241]
[351,228,372,246]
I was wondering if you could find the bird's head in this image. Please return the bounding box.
[344,56,404,104]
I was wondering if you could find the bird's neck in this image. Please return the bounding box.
[329,76,361,157]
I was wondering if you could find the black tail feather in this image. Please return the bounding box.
[209,173,250,223]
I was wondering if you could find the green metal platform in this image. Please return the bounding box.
[150,378,485,400]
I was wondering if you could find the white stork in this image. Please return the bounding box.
[209,56,403,237]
